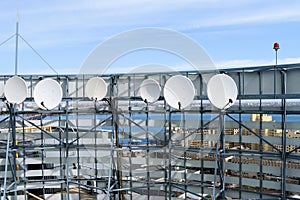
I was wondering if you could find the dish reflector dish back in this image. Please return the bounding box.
[164,75,195,109]
[207,74,237,109]
[85,77,107,101]
[4,76,27,104]
[34,78,63,110]
[140,78,161,103]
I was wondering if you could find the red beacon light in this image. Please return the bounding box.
[273,42,280,51]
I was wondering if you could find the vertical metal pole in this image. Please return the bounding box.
[107,144,113,200]
[219,112,225,199]
[3,105,17,200]
[274,50,278,97]
[128,76,133,200]
[3,132,11,200]
[107,122,114,200]
[281,70,287,199]
[259,71,263,199]
[109,76,124,199]
[274,67,277,98]
[115,80,124,200]
[276,50,278,66]
[213,113,225,200]
[145,103,150,200]
[238,72,242,199]
[107,77,114,200]
[15,17,19,75]
[163,75,168,200]
[168,110,172,200]
[183,112,187,200]
[75,77,81,200]
[11,105,18,200]
[59,105,64,200]
[242,69,245,96]
[259,113,263,199]
[212,133,219,200]
[94,101,98,199]
[238,113,242,199]
[22,102,26,200]
[199,74,204,196]
[65,78,70,200]
[200,109,204,197]
[41,114,46,199]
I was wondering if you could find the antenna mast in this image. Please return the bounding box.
[14,11,19,75]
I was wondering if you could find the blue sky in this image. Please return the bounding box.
[0,0,300,75]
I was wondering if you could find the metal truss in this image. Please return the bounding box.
[0,63,300,199]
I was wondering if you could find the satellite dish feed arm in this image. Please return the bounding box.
[40,101,49,110]
[222,98,233,110]
[178,101,181,110]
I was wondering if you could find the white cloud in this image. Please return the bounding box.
[277,57,300,65]
[216,57,300,69]
[180,1,300,31]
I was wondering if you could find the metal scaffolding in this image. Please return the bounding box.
[0,63,300,199]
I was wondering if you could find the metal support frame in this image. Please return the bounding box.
[0,64,299,199]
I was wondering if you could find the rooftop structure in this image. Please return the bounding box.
[0,63,300,199]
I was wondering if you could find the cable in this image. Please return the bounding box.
[0,34,16,47]
[19,35,59,75]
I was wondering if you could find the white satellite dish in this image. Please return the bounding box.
[140,78,161,103]
[34,78,63,110]
[85,77,107,101]
[207,74,238,109]
[4,76,27,104]
[0,82,4,97]
[164,75,195,109]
